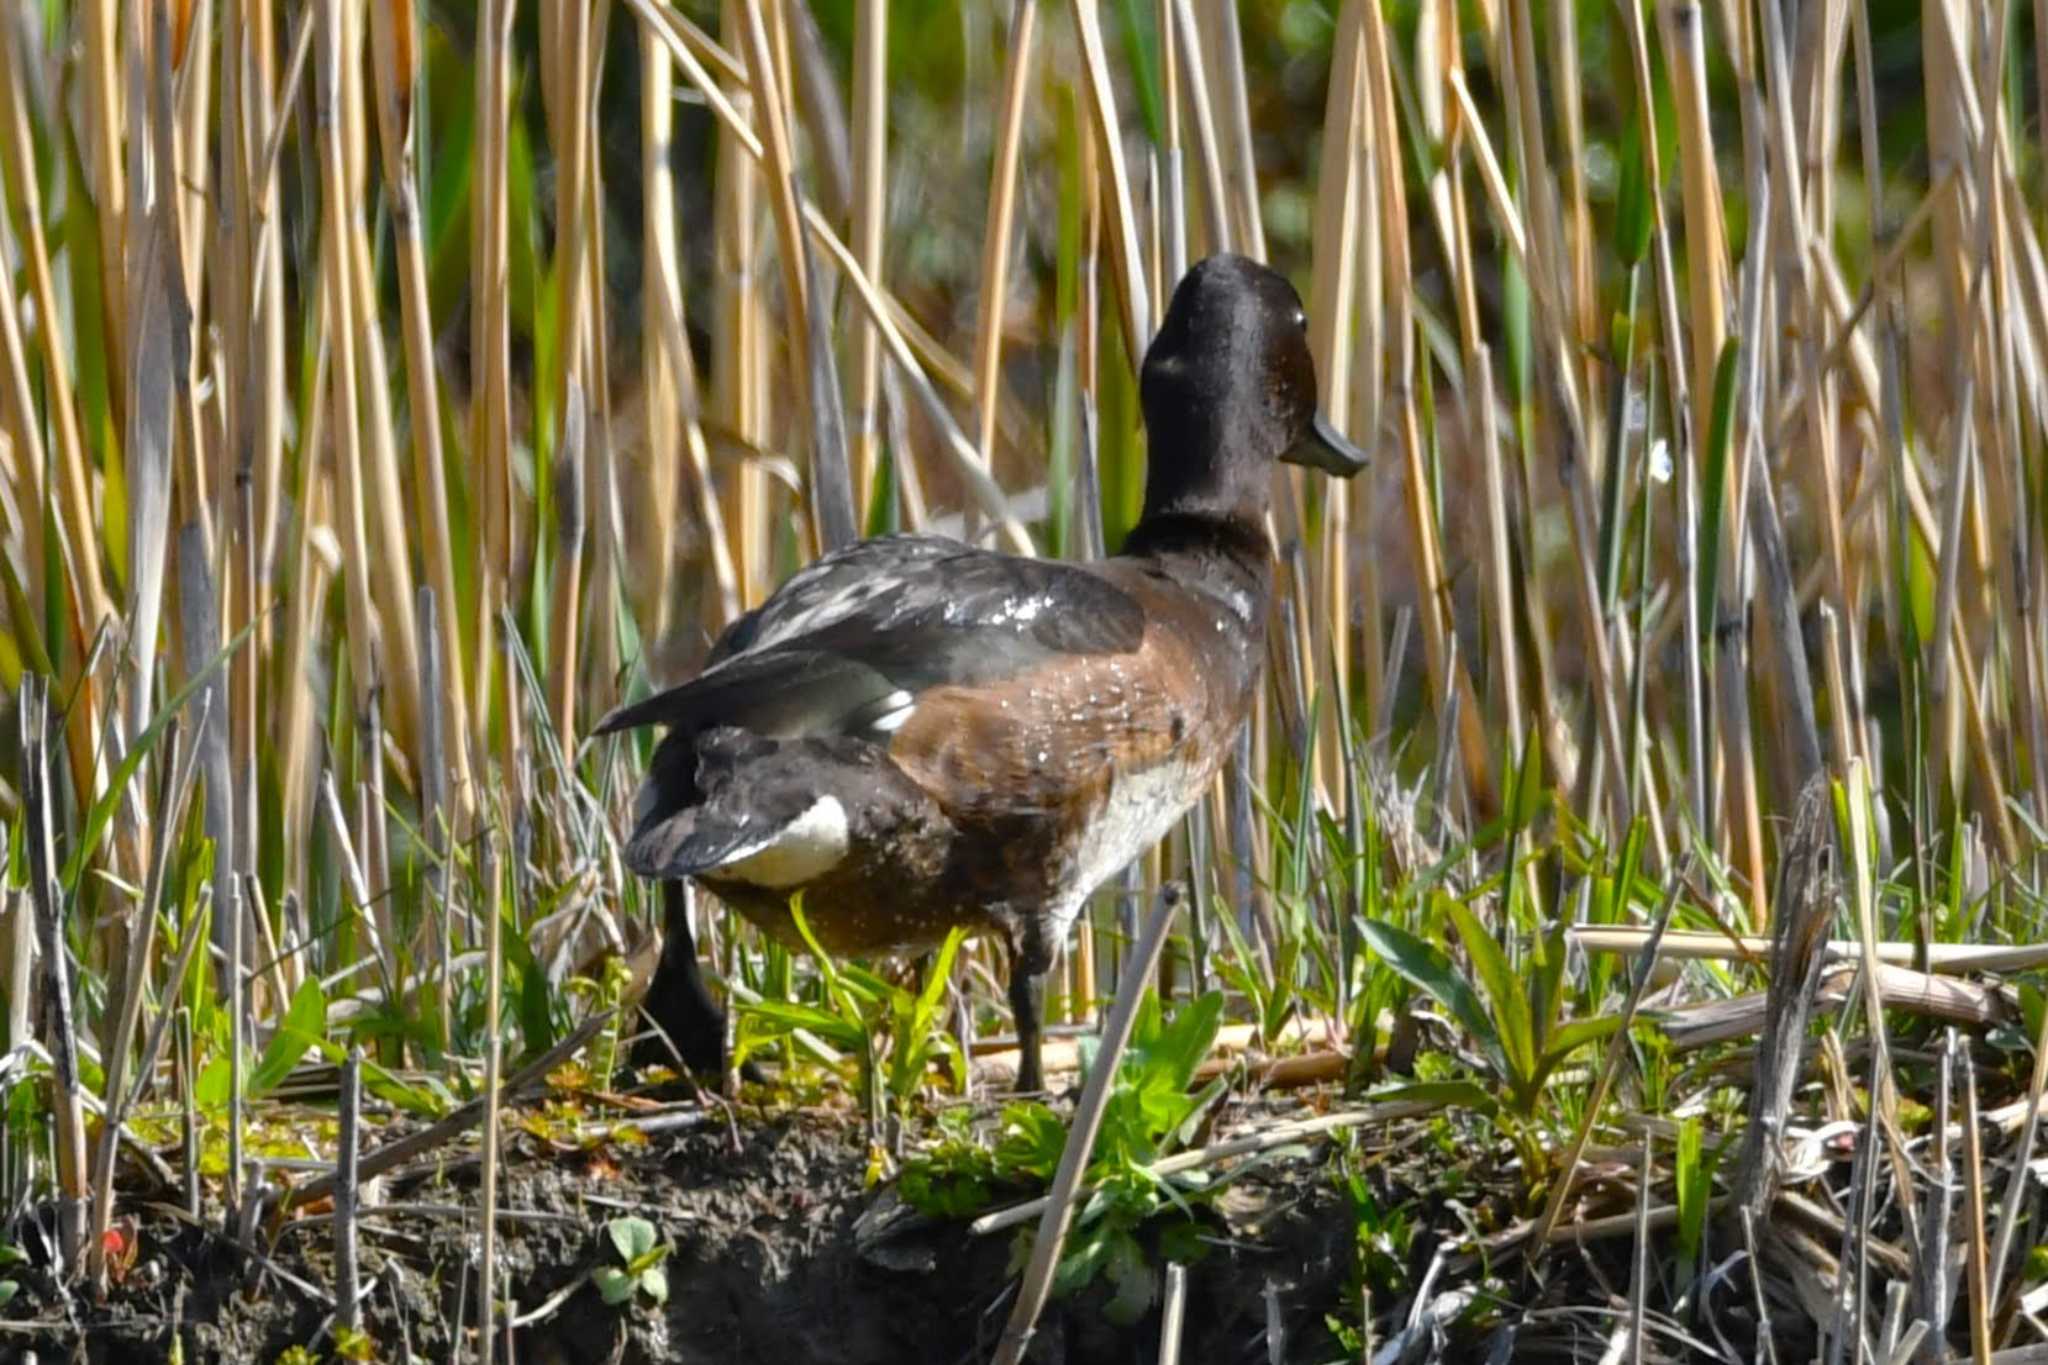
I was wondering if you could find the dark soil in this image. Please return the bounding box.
[1,1104,1367,1364]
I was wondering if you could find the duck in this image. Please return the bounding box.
[597,253,1368,1092]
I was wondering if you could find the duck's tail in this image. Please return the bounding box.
[622,728,856,891]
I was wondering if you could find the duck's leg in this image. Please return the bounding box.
[1009,965,1045,1093]
[1005,922,1052,1093]
[632,879,727,1075]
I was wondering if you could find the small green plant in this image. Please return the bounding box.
[903,989,1236,1323]
[330,1325,377,1362]
[1671,1117,1721,1289]
[1360,894,1622,1123]
[0,1242,22,1309]
[591,1217,669,1308]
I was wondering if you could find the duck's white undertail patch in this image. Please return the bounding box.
[866,689,917,735]
[709,795,852,889]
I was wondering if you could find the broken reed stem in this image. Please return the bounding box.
[1961,1039,1992,1364]
[22,680,86,1276]
[1158,1262,1188,1365]
[89,718,203,1287]
[1729,778,1834,1222]
[993,885,1185,1365]
[477,827,505,1365]
[335,1047,362,1334]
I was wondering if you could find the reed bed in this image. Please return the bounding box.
[1,0,2046,1359]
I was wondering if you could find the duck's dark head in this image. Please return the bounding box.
[1136,253,1369,530]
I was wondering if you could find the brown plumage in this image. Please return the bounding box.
[597,254,1369,1091]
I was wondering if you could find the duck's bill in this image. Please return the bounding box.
[1281,412,1371,476]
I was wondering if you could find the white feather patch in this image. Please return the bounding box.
[708,795,851,889]
[868,690,917,735]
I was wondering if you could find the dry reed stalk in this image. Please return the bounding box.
[239,0,289,593]
[1167,0,1230,255]
[478,827,506,1365]
[1962,1040,1993,1364]
[1544,0,1593,397]
[22,680,86,1274]
[586,0,1028,556]
[1660,1,1765,923]
[315,0,386,820]
[173,2,215,311]
[1345,29,1385,729]
[1307,3,1365,795]
[87,719,193,1290]
[1072,0,1151,364]
[276,362,334,904]
[1754,7,1856,780]
[369,0,474,819]
[1475,348,1524,761]
[0,40,114,773]
[1153,0,1183,286]
[471,0,516,772]
[216,0,261,906]
[972,0,1038,488]
[336,5,423,770]
[637,25,681,645]
[0,162,50,616]
[848,0,889,504]
[1727,777,1832,1221]
[1358,0,1447,738]
[544,0,598,760]
[335,1047,362,1333]
[714,3,766,609]
[550,380,589,761]
[580,116,627,721]
[80,0,126,372]
[1199,0,1263,261]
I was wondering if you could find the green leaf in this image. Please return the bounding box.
[739,999,867,1051]
[1101,1230,1156,1325]
[1358,919,1503,1076]
[1359,1079,1499,1118]
[1545,1014,1626,1061]
[592,1265,634,1306]
[61,618,258,892]
[1696,337,1742,653]
[195,1055,231,1109]
[0,1278,16,1309]
[1613,116,1653,267]
[1446,899,1534,1091]
[1147,990,1224,1094]
[248,978,326,1099]
[608,1216,658,1264]
[638,1265,669,1306]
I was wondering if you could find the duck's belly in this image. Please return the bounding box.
[1055,751,1209,927]
[701,864,993,961]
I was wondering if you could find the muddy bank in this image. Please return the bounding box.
[4,1108,1363,1364]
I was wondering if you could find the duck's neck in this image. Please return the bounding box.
[1117,509,1274,620]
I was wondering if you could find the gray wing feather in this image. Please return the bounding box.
[595,535,1145,740]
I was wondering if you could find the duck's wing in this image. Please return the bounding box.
[593,535,1146,743]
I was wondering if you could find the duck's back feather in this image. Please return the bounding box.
[595,534,1147,744]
